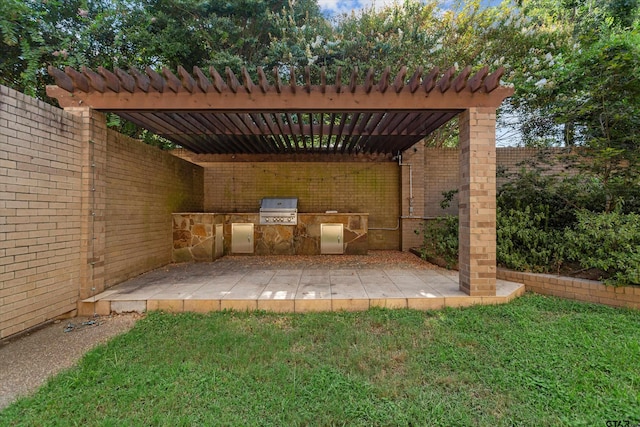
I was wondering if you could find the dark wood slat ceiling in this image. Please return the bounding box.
[47,64,513,155]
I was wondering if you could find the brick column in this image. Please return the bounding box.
[400,142,425,251]
[65,108,108,309]
[458,108,497,296]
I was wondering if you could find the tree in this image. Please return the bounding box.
[1,0,325,100]
[3,0,638,194]
[1,0,135,98]
[507,0,638,139]
[562,28,640,210]
[266,0,534,146]
[0,0,47,96]
[506,0,640,209]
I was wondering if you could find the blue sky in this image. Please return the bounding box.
[318,0,399,16]
[318,0,503,16]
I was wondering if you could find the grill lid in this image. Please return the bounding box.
[260,197,298,211]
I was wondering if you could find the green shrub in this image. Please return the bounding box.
[564,210,640,286]
[419,215,459,269]
[497,205,565,273]
[498,167,606,229]
[419,173,640,287]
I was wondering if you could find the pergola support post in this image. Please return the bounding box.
[458,107,497,296]
[65,107,108,312]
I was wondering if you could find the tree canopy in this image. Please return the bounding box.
[1,0,638,200]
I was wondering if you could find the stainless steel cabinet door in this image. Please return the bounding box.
[231,223,254,254]
[214,224,224,258]
[321,223,344,254]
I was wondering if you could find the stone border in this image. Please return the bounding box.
[497,269,640,309]
[82,285,525,316]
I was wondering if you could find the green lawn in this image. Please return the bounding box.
[1,293,639,426]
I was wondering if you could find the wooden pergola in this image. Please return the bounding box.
[47,64,513,296]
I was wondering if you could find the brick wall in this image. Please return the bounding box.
[103,130,204,288]
[498,269,640,309]
[424,148,459,217]
[192,147,562,250]
[497,147,571,187]
[0,86,83,338]
[1,86,205,337]
[202,162,400,250]
[424,147,570,217]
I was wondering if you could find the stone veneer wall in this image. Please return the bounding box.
[290,213,368,255]
[104,130,204,288]
[201,162,398,250]
[172,213,224,262]
[0,85,84,338]
[497,269,640,309]
[172,213,368,260]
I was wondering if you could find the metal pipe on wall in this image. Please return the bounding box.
[397,152,414,217]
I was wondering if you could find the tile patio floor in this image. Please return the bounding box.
[83,253,525,314]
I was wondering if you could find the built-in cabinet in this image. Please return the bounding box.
[172,212,368,262]
[321,224,344,254]
[231,223,254,254]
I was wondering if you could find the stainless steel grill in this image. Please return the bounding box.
[259,197,298,225]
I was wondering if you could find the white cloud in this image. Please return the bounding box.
[317,0,342,10]
[319,0,502,16]
[318,0,400,16]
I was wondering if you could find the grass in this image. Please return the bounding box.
[1,293,639,426]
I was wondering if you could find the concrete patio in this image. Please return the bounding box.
[82,253,524,314]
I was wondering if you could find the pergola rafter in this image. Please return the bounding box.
[47,64,511,155]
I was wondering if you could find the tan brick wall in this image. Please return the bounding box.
[424,148,459,217]
[1,87,204,337]
[64,108,108,304]
[104,129,204,288]
[0,85,83,338]
[496,147,571,187]
[424,147,570,217]
[203,162,400,250]
[497,269,640,309]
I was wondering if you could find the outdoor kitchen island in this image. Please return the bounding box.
[172,212,369,262]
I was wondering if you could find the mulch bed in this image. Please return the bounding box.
[219,250,608,282]
[219,250,443,270]
[409,247,607,282]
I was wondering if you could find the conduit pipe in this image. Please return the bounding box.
[397,152,414,217]
[369,151,420,231]
[368,218,400,231]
